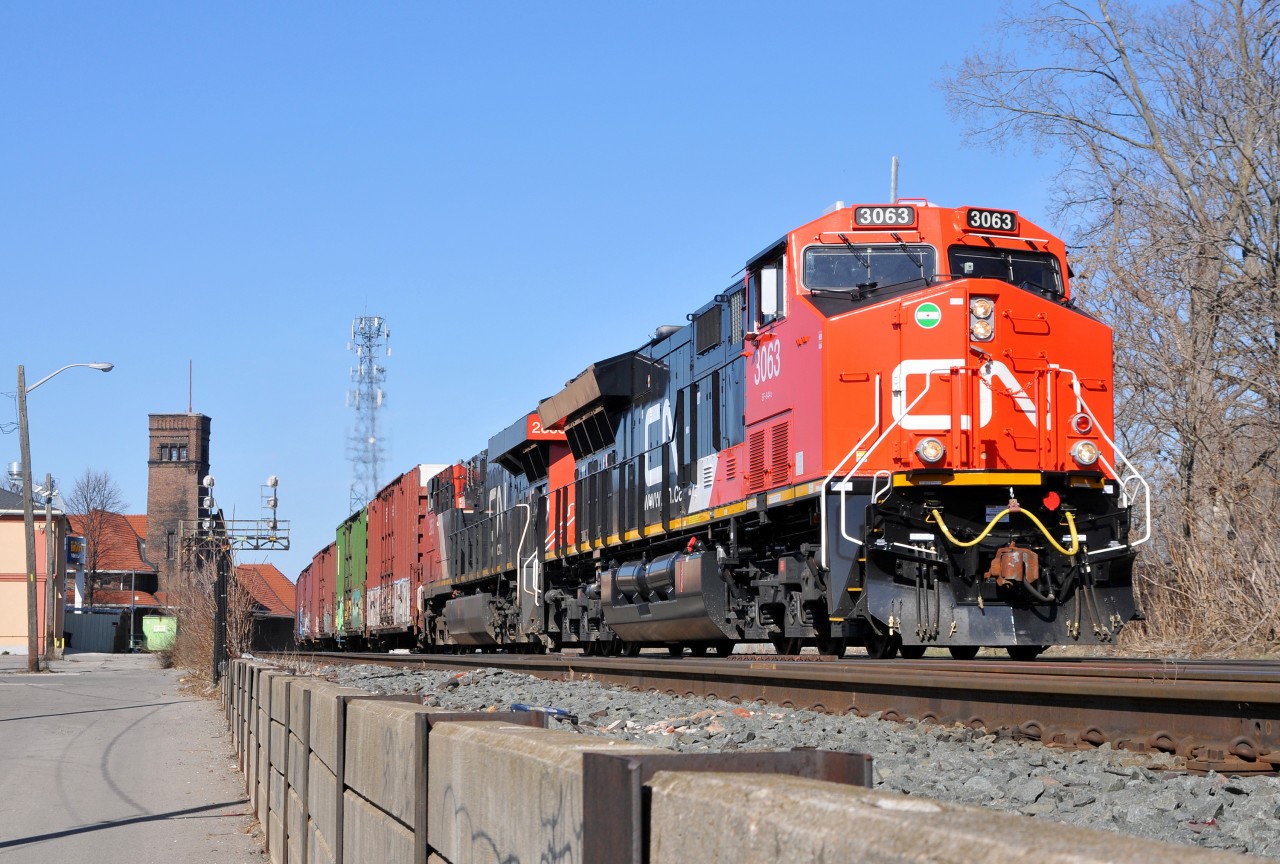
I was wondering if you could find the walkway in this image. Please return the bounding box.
[0,652,263,863]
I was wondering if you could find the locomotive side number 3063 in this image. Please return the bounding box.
[854,205,915,227]
[966,208,1019,232]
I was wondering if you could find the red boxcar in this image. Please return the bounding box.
[365,464,446,647]
[296,561,314,643]
[313,541,337,645]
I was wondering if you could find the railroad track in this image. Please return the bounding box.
[266,650,1280,776]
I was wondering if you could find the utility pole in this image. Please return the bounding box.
[14,360,113,672]
[18,366,39,672]
[43,473,56,661]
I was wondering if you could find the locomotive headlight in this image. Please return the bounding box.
[916,437,946,464]
[970,297,995,319]
[1071,441,1100,466]
[970,318,995,341]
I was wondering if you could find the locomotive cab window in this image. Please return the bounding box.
[803,244,935,292]
[949,247,1063,298]
[751,255,786,328]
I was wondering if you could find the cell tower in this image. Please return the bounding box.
[346,315,390,512]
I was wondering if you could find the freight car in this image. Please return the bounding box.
[298,199,1149,659]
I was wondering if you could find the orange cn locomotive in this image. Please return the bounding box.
[298,199,1148,659]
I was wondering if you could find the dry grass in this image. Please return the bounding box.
[169,556,259,682]
[1121,490,1280,658]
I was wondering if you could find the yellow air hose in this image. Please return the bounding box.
[929,506,1080,556]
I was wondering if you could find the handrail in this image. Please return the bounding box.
[819,368,952,568]
[1059,368,1152,552]
[834,369,949,554]
[819,374,882,567]
[515,503,537,604]
[871,470,893,504]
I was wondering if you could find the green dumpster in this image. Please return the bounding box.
[142,615,177,651]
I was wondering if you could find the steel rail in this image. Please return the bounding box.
[268,651,1280,775]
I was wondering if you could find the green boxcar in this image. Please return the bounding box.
[142,614,177,651]
[336,508,368,639]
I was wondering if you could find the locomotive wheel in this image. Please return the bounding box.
[688,644,708,657]
[1006,645,1047,661]
[899,644,927,660]
[864,628,900,660]
[770,636,802,656]
[948,646,980,660]
[667,645,685,657]
[624,641,642,658]
[815,631,846,658]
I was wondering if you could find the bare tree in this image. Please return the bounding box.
[63,468,127,606]
[942,0,1280,654]
[170,545,258,680]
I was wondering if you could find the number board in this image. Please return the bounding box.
[965,208,1019,233]
[853,205,916,228]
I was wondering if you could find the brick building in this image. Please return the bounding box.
[145,413,210,596]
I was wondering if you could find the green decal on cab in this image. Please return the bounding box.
[915,302,942,329]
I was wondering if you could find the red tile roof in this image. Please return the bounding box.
[67,511,157,574]
[235,563,296,618]
[125,514,148,539]
[90,589,163,608]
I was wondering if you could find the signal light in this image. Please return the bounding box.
[1071,441,1100,466]
[916,437,946,464]
[970,297,995,318]
[1070,412,1093,434]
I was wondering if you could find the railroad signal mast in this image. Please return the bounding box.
[347,315,390,512]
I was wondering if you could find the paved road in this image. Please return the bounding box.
[0,652,263,863]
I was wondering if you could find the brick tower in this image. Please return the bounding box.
[146,413,211,596]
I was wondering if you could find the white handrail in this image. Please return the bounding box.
[1058,368,1152,552]
[835,370,948,551]
[871,470,893,504]
[819,368,951,568]
[515,502,541,605]
[819,374,881,568]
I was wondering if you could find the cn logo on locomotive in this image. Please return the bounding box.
[891,358,1039,431]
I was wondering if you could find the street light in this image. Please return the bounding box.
[18,361,113,672]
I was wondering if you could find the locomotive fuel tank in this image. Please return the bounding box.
[602,550,735,642]
[444,593,501,646]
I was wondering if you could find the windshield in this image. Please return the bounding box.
[948,247,1063,297]
[803,244,936,291]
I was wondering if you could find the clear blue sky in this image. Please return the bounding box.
[2,2,1061,581]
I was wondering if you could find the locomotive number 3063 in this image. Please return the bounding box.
[854,206,914,227]
[753,340,782,386]
[966,208,1018,232]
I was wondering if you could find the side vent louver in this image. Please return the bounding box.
[747,428,767,492]
[771,421,791,485]
[744,416,792,492]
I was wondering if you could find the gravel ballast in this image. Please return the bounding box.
[298,661,1280,858]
